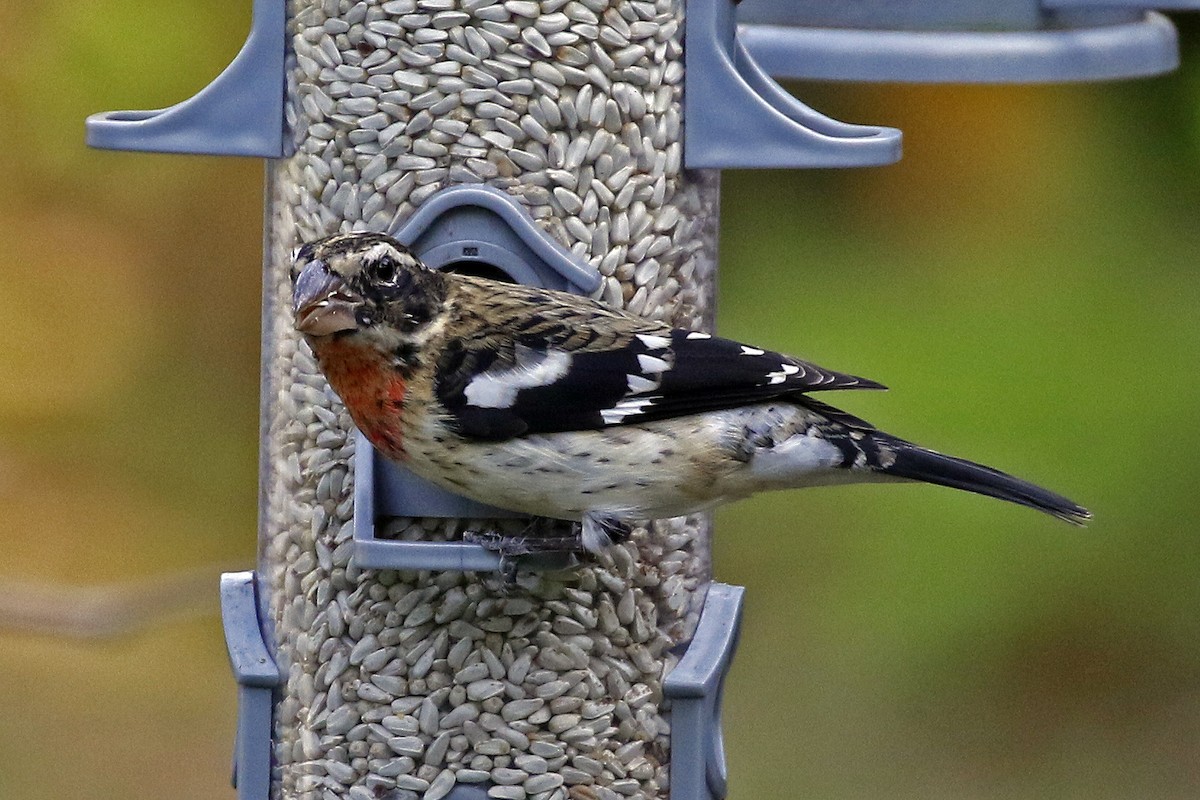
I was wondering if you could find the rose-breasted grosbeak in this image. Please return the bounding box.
[292,232,1090,552]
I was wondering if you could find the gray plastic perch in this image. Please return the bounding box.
[85,0,286,156]
[220,572,282,800]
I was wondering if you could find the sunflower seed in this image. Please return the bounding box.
[521,27,553,57]
[492,767,529,785]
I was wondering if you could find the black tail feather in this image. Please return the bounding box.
[872,435,1092,525]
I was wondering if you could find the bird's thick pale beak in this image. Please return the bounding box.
[293,260,362,336]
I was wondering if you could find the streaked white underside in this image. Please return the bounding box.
[398,402,893,525]
[748,432,845,483]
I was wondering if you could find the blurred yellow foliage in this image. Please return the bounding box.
[0,212,149,415]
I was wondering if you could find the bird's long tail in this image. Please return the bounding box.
[868,433,1091,525]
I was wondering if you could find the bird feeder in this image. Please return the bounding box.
[88,1,1197,798]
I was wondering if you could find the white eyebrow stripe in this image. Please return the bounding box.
[364,242,397,263]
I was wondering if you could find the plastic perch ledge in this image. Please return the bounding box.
[221,572,745,800]
[220,571,282,800]
[682,0,902,168]
[84,0,285,157]
[351,185,602,572]
[663,583,746,800]
[737,1,1200,84]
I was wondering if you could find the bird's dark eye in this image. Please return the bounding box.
[372,255,397,284]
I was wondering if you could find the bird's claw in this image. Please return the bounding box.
[463,527,584,557]
[464,521,584,583]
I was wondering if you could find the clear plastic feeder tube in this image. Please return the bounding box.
[259,0,720,797]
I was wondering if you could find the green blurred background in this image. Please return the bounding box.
[2,2,1199,798]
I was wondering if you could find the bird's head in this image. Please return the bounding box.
[292,232,446,345]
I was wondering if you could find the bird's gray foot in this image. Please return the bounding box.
[464,519,584,580]
[463,518,585,555]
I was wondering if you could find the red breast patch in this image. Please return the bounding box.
[310,337,408,459]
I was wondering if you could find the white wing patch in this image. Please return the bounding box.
[463,346,572,409]
[636,354,672,374]
[600,397,656,424]
[766,363,801,385]
[636,333,671,349]
[627,374,659,394]
[740,346,765,356]
[685,331,711,340]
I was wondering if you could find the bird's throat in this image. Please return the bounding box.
[307,335,408,459]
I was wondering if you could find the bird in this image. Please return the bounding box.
[291,231,1090,554]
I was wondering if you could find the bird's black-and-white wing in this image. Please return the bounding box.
[434,327,885,441]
